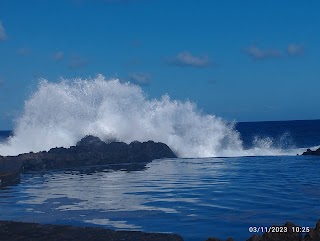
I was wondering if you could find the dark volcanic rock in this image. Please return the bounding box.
[1,136,177,172]
[0,220,184,241]
[246,235,262,241]
[304,220,320,241]
[76,135,107,148]
[205,238,234,241]
[0,156,23,186]
[302,147,320,156]
[258,222,303,241]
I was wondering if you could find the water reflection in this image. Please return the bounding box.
[17,158,226,213]
[1,156,320,241]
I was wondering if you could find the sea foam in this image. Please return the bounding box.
[0,75,298,157]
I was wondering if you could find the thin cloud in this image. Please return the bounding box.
[68,55,89,69]
[168,51,211,67]
[53,51,64,61]
[245,46,282,60]
[0,21,7,41]
[287,44,304,56]
[128,72,151,85]
[17,47,31,56]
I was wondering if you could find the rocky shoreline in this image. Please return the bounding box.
[2,136,319,186]
[1,219,320,241]
[0,135,177,185]
[0,220,183,241]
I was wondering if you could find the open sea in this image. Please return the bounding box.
[1,119,320,241]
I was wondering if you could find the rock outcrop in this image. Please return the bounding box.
[0,220,184,241]
[302,148,320,156]
[0,136,177,185]
[205,238,234,241]
[304,220,320,241]
[6,136,177,171]
[0,156,23,186]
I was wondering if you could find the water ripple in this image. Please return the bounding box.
[1,156,320,241]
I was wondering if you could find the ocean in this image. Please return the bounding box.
[1,119,320,241]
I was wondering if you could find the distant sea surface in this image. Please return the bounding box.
[1,119,320,241]
[2,119,320,151]
[236,119,320,149]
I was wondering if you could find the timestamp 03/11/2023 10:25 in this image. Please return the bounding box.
[248,226,310,233]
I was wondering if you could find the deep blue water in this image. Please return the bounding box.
[0,120,320,241]
[236,119,320,149]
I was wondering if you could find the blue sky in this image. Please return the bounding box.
[0,0,320,129]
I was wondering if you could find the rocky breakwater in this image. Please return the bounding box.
[0,220,184,241]
[0,135,177,184]
[302,147,320,156]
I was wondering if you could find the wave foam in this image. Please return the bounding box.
[0,75,302,157]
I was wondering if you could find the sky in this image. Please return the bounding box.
[0,0,320,129]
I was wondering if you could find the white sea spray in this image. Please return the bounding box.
[0,75,300,157]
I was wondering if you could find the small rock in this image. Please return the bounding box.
[304,219,320,241]
[302,147,320,156]
[246,235,262,241]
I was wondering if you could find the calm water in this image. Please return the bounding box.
[1,120,320,241]
[1,156,320,240]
